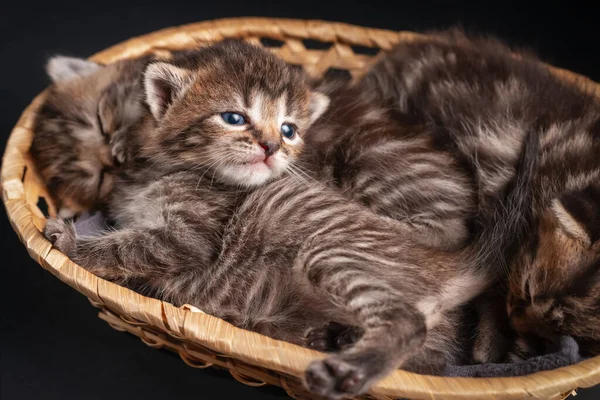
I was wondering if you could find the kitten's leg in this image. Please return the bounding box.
[298,259,427,399]
[304,321,363,352]
[45,218,78,257]
[304,321,448,375]
[402,347,448,375]
[44,218,207,287]
[405,311,462,375]
[472,292,513,363]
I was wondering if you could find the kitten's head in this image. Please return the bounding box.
[31,56,147,215]
[141,40,329,187]
[508,184,600,356]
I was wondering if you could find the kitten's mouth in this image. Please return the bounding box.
[245,161,270,172]
[245,154,276,168]
[217,155,284,187]
[226,156,273,179]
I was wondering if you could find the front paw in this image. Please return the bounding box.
[472,325,511,364]
[44,218,77,257]
[110,130,129,166]
[304,356,371,399]
[304,322,362,352]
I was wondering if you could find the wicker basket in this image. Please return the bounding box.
[2,17,600,400]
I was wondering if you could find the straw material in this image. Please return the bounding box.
[2,17,599,400]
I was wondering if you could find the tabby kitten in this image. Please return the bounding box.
[31,54,153,217]
[365,29,600,362]
[303,77,475,251]
[44,40,489,399]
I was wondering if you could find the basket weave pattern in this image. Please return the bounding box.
[2,18,600,400]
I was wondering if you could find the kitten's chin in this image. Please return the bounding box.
[218,162,284,187]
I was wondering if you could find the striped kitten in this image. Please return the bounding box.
[303,76,475,251]
[44,40,489,398]
[367,30,600,362]
[31,54,152,217]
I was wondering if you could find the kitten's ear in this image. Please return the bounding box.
[144,62,193,120]
[46,56,102,82]
[307,92,330,125]
[551,185,600,245]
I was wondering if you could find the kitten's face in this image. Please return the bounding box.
[507,186,600,356]
[142,40,329,187]
[32,56,146,215]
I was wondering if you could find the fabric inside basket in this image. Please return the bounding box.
[72,212,585,378]
[445,336,583,377]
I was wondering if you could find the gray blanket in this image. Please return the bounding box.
[72,212,584,378]
[445,336,582,377]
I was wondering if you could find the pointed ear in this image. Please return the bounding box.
[551,185,600,245]
[144,62,193,120]
[307,92,330,125]
[46,56,102,82]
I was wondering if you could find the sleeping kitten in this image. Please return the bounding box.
[366,29,600,362]
[43,40,490,398]
[303,76,475,251]
[30,54,154,217]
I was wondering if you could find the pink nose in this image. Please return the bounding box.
[259,141,280,157]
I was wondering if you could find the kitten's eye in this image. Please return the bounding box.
[281,123,296,139]
[97,107,108,140]
[221,112,246,125]
[97,168,106,191]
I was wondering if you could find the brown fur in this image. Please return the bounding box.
[31,55,153,216]
[43,40,488,399]
[302,80,475,250]
[508,189,600,356]
[38,31,600,396]
[371,29,600,362]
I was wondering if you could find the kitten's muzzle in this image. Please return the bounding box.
[259,141,280,157]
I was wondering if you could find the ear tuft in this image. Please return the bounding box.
[144,62,193,120]
[307,92,330,125]
[552,185,600,245]
[46,56,102,82]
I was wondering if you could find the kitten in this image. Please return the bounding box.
[30,54,152,217]
[43,40,490,398]
[302,76,475,251]
[366,29,600,362]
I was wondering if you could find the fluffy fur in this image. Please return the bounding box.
[31,54,153,217]
[37,30,600,397]
[42,40,491,399]
[364,29,600,362]
[302,79,475,250]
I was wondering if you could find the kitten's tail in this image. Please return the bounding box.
[469,129,540,282]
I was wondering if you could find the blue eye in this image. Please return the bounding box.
[281,124,296,139]
[221,112,246,125]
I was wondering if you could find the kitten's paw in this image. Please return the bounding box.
[304,322,362,352]
[110,131,128,165]
[44,218,77,257]
[473,336,505,364]
[304,356,370,399]
[472,324,511,364]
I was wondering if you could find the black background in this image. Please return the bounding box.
[1,1,599,399]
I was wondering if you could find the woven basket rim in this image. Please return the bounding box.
[2,17,599,399]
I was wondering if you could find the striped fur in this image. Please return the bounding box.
[31,54,153,217]
[42,40,490,399]
[41,32,600,397]
[303,80,474,250]
[366,29,600,363]
[45,173,485,397]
